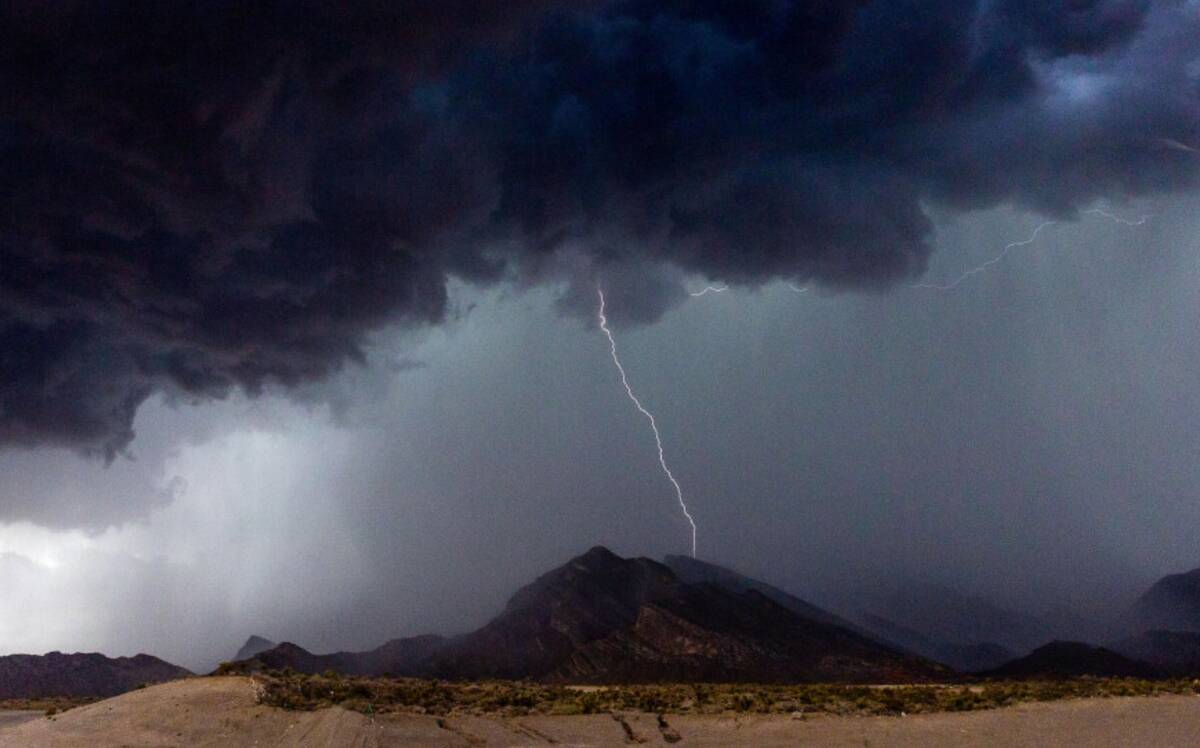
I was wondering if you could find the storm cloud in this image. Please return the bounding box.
[1,0,1197,455]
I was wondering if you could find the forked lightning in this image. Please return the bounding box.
[597,286,698,557]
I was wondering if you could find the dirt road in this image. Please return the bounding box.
[2,677,1198,746]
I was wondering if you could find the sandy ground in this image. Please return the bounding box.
[0,712,39,731]
[2,676,1199,747]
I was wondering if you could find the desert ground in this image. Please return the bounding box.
[1,676,1199,747]
[0,712,38,731]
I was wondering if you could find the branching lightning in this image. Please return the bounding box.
[911,208,1150,292]
[693,282,807,296]
[624,207,1146,556]
[1081,208,1150,227]
[597,286,698,557]
[911,220,1058,291]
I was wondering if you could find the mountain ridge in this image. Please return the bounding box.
[1132,567,1200,633]
[0,651,192,699]
[240,546,949,683]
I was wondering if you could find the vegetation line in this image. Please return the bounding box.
[244,670,1200,719]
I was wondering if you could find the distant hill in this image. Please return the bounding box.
[857,613,1014,672]
[1109,630,1200,676]
[1132,568,1200,632]
[0,651,191,699]
[984,641,1158,680]
[248,636,445,676]
[233,635,277,663]
[855,581,1051,656]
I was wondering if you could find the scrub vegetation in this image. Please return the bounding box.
[247,670,1200,718]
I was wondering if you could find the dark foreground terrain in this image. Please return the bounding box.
[3,676,1200,747]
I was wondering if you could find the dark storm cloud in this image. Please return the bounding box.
[0,0,1197,455]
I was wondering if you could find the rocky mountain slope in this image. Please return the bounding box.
[244,546,948,683]
[427,546,948,683]
[662,555,864,633]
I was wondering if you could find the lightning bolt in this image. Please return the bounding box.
[695,282,808,296]
[1159,137,1200,155]
[613,207,1147,555]
[1081,208,1150,227]
[911,208,1150,292]
[911,220,1058,291]
[597,286,698,557]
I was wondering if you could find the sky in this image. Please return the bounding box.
[1,0,1200,671]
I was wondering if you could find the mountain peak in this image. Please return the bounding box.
[234,635,277,662]
[421,546,946,683]
[573,545,623,567]
[503,547,677,617]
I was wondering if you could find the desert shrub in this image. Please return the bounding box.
[246,673,1200,719]
[1,697,95,715]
